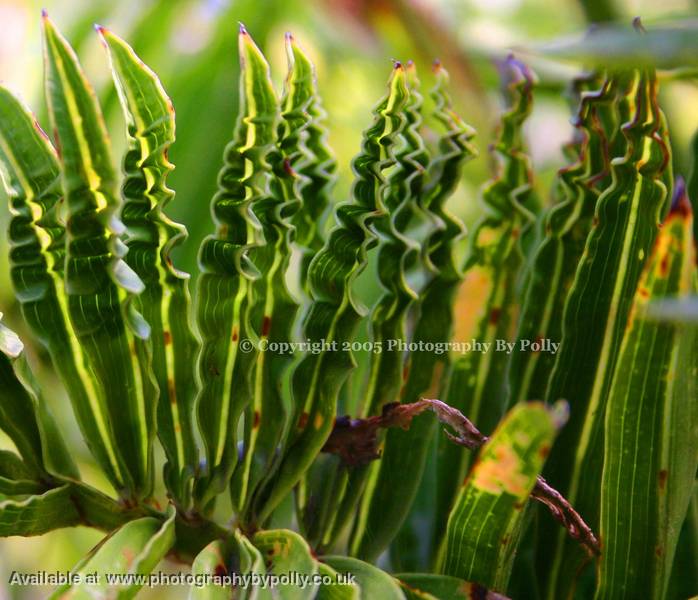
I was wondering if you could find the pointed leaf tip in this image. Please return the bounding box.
[239,22,247,35]
[41,8,48,18]
[285,31,293,41]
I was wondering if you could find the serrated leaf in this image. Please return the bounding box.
[280,33,337,292]
[99,27,200,509]
[255,62,410,525]
[442,402,563,591]
[230,30,301,523]
[597,182,698,599]
[428,57,537,568]
[194,26,273,509]
[350,62,476,563]
[42,15,157,501]
[507,74,617,408]
[0,86,116,482]
[307,60,434,551]
[539,66,672,598]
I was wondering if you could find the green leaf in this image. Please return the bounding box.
[194,25,274,509]
[190,538,236,600]
[0,317,50,476]
[52,505,176,599]
[0,86,115,482]
[449,55,537,433]
[315,562,360,600]
[441,401,564,591]
[597,182,698,599]
[252,529,318,600]
[281,33,337,292]
[255,62,410,525]
[235,529,274,600]
[0,449,36,482]
[667,485,698,599]
[350,62,477,563]
[322,556,406,600]
[428,56,537,567]
[0,485,80,536]
[99,26,200,509]
[396,573,510,600]
[531,20,698,69]
[0,477,44,496]
[539,66,672,599]
[307,59,434,551]
[42,14,158,501]
[507,74,617,408]
[0,315,77,479]
[230,30,301,522]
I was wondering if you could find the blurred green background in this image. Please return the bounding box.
[1,0,697,597]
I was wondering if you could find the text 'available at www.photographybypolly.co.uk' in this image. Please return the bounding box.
[8,570,357,590]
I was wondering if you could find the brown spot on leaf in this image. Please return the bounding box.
[298,412,309,429]
[472,444,529,497]
[163,331,172,345]
[261,316,271,337]
[539,445,550,459]
[658,469,668,490]
[283,158,296,177]
[489,307,501,326]
[655,545,663,557]
[534,335,544,352]
[168,379,176,402]
[660,254,669,277]
[592,215,599,227]
[215,564,228,577]
[253,411,260,429]
[232,328,238,342]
